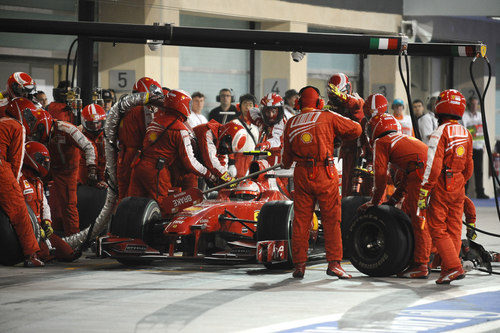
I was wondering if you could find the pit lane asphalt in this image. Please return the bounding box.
[1,204,499,333]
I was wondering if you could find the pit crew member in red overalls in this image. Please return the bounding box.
[23,108,97,235]
[78,104,107,187]
[1,99,42,266]
[326,73,364,197]
[282,86,362,278]
[20,141,75,261]
[47,80,76,124]
[193,120,247,184]
[116,77,163,201]
[418,89,473,284]
[0,72,38,117]
[359,113,431,278]
[128,90,215,215]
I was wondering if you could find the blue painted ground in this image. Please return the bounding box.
[280,291,500,332]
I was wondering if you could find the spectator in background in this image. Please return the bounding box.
[283,89,299,120]
[187,91,208,128]
[415,98,437,145]
[463,96,489,199]
[34,91,48,109]
[209,88,238,124]
[391,98,413,136]
[101,89,114,114]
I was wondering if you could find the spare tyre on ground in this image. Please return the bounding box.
[348,204,414,277]
[0,205,41,266]
[77,185,107,230]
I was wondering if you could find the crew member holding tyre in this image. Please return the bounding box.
[0,99,42,267]
[282,85,362,278]
[23,108,97,236]
[359,113,431,278]
[418,89,473,284]
[128,89,216,215]
[20,141,75,261]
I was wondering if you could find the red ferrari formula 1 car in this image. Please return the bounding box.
[98,160,304,266]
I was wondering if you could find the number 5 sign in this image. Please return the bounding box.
[109,70,136,92]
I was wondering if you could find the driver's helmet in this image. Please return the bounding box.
[230,180,261,201]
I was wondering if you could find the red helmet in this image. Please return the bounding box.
[230,180,261,201]
[435,89,466,119]
[81,104,106,132]
[24,141,50,178]
[132,77,163,96]
[164,89,192,119]
[298,86,324,110]
[363,94,388,119]
[217,122,247,154]
[5,97,38,121]
[7,72,36,99]
[23,108,53,142]
[368,113,401,144]
[328,73,352,95]
[260,93,284,126]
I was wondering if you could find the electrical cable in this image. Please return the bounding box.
[398,53,421,140]
[71,49,78,89]
[66,38,78,83]
[469,56,500,221]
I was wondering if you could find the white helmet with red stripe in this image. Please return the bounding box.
[363,94,388,119]
[81,103,106,132]
[260,93,284,126]
[328,73,352,95]
[7,72,36,99]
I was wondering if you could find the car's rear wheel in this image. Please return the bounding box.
[341,196,371,259]
[256,201,294,269]
[348,205,413,277]
[0,205,41,266]
[110,197,161,245]
[77,185,107,230]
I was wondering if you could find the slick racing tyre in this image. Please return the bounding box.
[0,205,41,266]
[256,200,294,269]
[348,205,413,277]
[110,197,161,245]
[77,185,107,230]
[341,196,371,259]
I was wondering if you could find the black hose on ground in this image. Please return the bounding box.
[462,221,500,238]
[469,56,500,222]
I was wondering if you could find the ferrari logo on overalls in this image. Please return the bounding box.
[301,132,312,144]
[456,145,465,157]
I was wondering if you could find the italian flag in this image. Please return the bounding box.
[452,46,475,57]
[369,38,398,50]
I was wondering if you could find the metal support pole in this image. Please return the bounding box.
[77,0,95,109]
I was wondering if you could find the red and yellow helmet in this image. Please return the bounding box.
[24,141,50,178]
[163,89,192,119]
[133,77,163,96]
[328,73,352,95]
[435,89,466,119]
